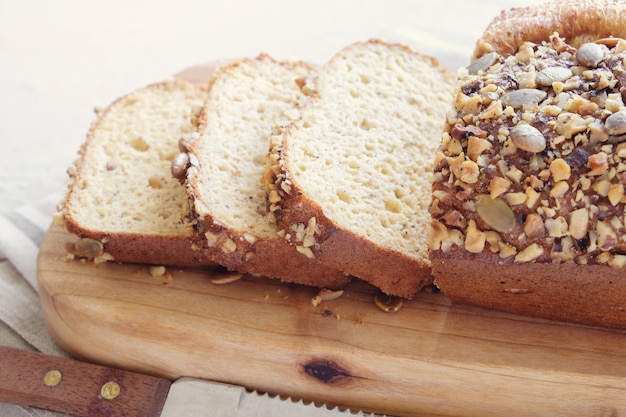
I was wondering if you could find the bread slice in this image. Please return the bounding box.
[183,54,350,289]
[429,33,626,329]
[62,79,214,266]
[265,40,456,299]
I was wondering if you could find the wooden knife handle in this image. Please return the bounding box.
[0,346,171,417]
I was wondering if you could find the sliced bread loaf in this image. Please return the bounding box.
[61,79,214,266]
[182,54,350,288]
[265,40,456,298]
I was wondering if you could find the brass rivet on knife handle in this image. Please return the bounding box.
[0,345,171,417]
[100,381,121,400]
[43,369,63,387]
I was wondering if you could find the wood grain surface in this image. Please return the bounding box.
[37,222,626,417]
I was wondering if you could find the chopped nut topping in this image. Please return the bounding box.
[549,158,571,182]
[238,233,256,246]
[505,192,527,206]
[316,288,344,302]
[211,272,243,285]
[479,100,503,119]
[555,113,588,139]
[597,221,618,250]
[569,208,589,239]
[545,216,568,237]
[93,252,115,264]
[489,177,511,199]
[514,243,544,263]
[428,219,451,251]
[549,181,569,198]
[442,210,466,228]
[149,266,167,277]
[302,217,318,248]
[296,246,315,259]
[431,34,626,266]
[608,183,625,206]
[465,220,487,253]
[609,254,626,268]
[460,160,480,183]
[524,187,541,209]
[52,211,65,226]
[220,237,237,254]
[588,152,609,176]
[524,214,545,239]
[467,136,493,161]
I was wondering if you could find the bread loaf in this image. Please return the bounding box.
[429,33,626,328]
[62,79,214,266]
[265,40,456,298]
[183,54,350,289]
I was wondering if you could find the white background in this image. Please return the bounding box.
[1,0,544,215]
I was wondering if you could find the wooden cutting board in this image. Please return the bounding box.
[37,222,626,417]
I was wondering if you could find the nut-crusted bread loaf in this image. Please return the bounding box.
[429,33,626,329]
[62,79,214,266]
[183,54,350,289]
[265,40,456,299]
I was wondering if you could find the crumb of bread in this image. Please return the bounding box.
[149,266,167,277]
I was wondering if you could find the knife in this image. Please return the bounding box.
[0,346,374,417]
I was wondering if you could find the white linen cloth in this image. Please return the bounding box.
[0,0,544,415]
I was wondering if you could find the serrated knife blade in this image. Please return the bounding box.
[160,377,378,417]
[0,346,375,417]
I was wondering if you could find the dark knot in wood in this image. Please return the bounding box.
[302,359,352,384]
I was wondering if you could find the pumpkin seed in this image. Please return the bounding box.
[374,292,403,313]
[509,124,546,153]
[576,42,605,67]
[595,37,626,48]
[475,194,516,233]
[503,88,547,109]
[467,52,498,75]
[66,238,104,258]
[535,66,572,86]
[605,110,626,135]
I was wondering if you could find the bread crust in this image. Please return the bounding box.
[432,252,626,329]
[61,223,214,266]
[62,79,216,267]
[473,0,626,60]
